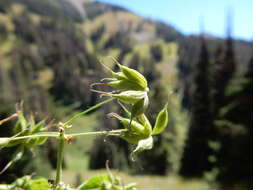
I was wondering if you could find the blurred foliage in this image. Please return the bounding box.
[180,37,213,177]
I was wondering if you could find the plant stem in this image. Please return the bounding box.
[50,128,126,189]
[0,113,18,126]
[9,132,60,140]
[64,98,115,126]
[53,129,65,189]
[68,129,127,137]
[2,129,127,144]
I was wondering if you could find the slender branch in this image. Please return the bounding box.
[8,132,60,140]
[53,129,65,189]
[1,129,127,144]
[0,113,18,126]
[63,98,115,127]
[68,129,127,137]
[1,98,116,144]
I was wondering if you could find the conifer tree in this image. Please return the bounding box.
[211,20,236,119]
[208,20,237,183]
[150,44,163,62]
[216,55,253,185]
[129,53,140,70]
[180,36,213,177]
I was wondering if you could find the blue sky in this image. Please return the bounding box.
[97,0,253,41]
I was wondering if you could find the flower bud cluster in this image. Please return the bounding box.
[92,58,169,153]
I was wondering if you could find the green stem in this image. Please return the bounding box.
[68,129,127,137]
[10,132,60,140]
[64,98,115,126]
[53,130,65,189]
[2,129,127,143]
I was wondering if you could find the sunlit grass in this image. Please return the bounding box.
[56,169,211,190]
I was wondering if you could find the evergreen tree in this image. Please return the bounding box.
[180,36,213,177]
[128,53,140,70]
[209,22,237,184]
[211,24,236,119]
[215,55,253,186]
[150,44,163,62]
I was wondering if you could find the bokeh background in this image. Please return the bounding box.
[0,0,253,189]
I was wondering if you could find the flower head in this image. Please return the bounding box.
[91,57,169,154]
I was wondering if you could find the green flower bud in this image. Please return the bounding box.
[111,71,127,80]
[100,61,127,81]
[133,136,153,153]
[117,64,148,91]
[107,79,144,91]
[136,114,152,136]
[131,94,149,117]
[120,132,147,144]
[109,113,145,134]
[109,113,150,144]
[152,104,169,135]
[117,101,151,133]
[111,91,147,105]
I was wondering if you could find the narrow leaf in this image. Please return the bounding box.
[152,104,169,135]
[77,174,110,190]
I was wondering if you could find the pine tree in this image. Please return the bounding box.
[215,55,253,186]
[211,22,236,119]
[150,44,163,62]
[180,36,213,177]
[128,53,140,70]
[209,22,237,183]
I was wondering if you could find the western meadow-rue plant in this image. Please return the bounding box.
[0,58,169,190]
[91,58,168,151]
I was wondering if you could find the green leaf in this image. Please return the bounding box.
[131,95,148,118]
[27,178,50,190]
[17,111,27,131]
[152,104,169,135]
[31,119,46,134]
[77,174,110,190]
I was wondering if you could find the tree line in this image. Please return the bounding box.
[180,26,253,188]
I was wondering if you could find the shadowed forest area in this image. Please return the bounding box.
[0,0,253,190]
